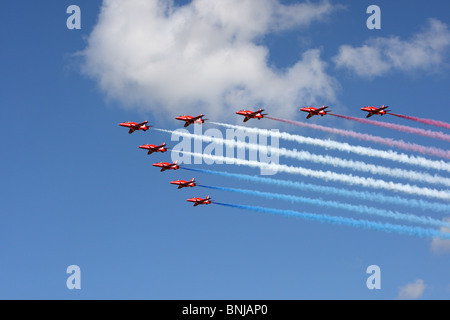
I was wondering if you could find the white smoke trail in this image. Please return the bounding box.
[183,167,450,213]
[176,150,450,201]
[156,128,450,187]
[210,122,450,173]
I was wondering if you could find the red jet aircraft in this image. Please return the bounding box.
[175,114,207,127]
[119,121,151,134]
[360,105,390,118]
[236,109,267,122]
[152,161,179,172]
[186,195,212,206]
[170,178,196,189]
[139,143,168,155]
[300,106,330,119]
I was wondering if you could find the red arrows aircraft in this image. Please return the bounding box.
[236,109,267,122]
[175,114,207,127]
[300,106,330,119]
[186,195,212,206]
[119,120,151,134]
[152,161,179,172]
[139,143,168,155]
[360,105,390,118]
[170,178,196,189]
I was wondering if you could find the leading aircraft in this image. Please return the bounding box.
[300,106,330,119]
[170,178,196,189]
[236,109,267,122]
[186,195,212,206]
[175,114,207,127]
[152,161,180,172]
[360,105,390,118]
[119,120,151,134]
[139,143,168,155]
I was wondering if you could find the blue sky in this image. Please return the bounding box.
[1,0,449,299]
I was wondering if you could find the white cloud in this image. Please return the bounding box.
[430,217,450,254]
[396,279,426,300]
[333,18,450,77]
[81,0,339,121]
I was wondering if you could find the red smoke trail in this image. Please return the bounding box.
[329,113,450,142]
[388,113,450,130]
[266,116,450,159]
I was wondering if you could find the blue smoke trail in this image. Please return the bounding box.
[181,167,450,214]
[156,127,450,187]
[213,202,450,240]
[199,184,450,228]
[178,150,450,201]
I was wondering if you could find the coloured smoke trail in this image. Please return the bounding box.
[177,151,450,201]
[199,184,450,228]
[264,117,450,159]
[212,202,450,240]
[388,113,450,130]
[329,113,450,142]
[156,127,450,186]
[210,122,450,172]
[182,167,450,213]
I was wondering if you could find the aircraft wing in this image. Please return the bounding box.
[192,115,203,120]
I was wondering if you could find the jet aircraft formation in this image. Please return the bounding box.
[119,106,396,207]
[116,105,450,240]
